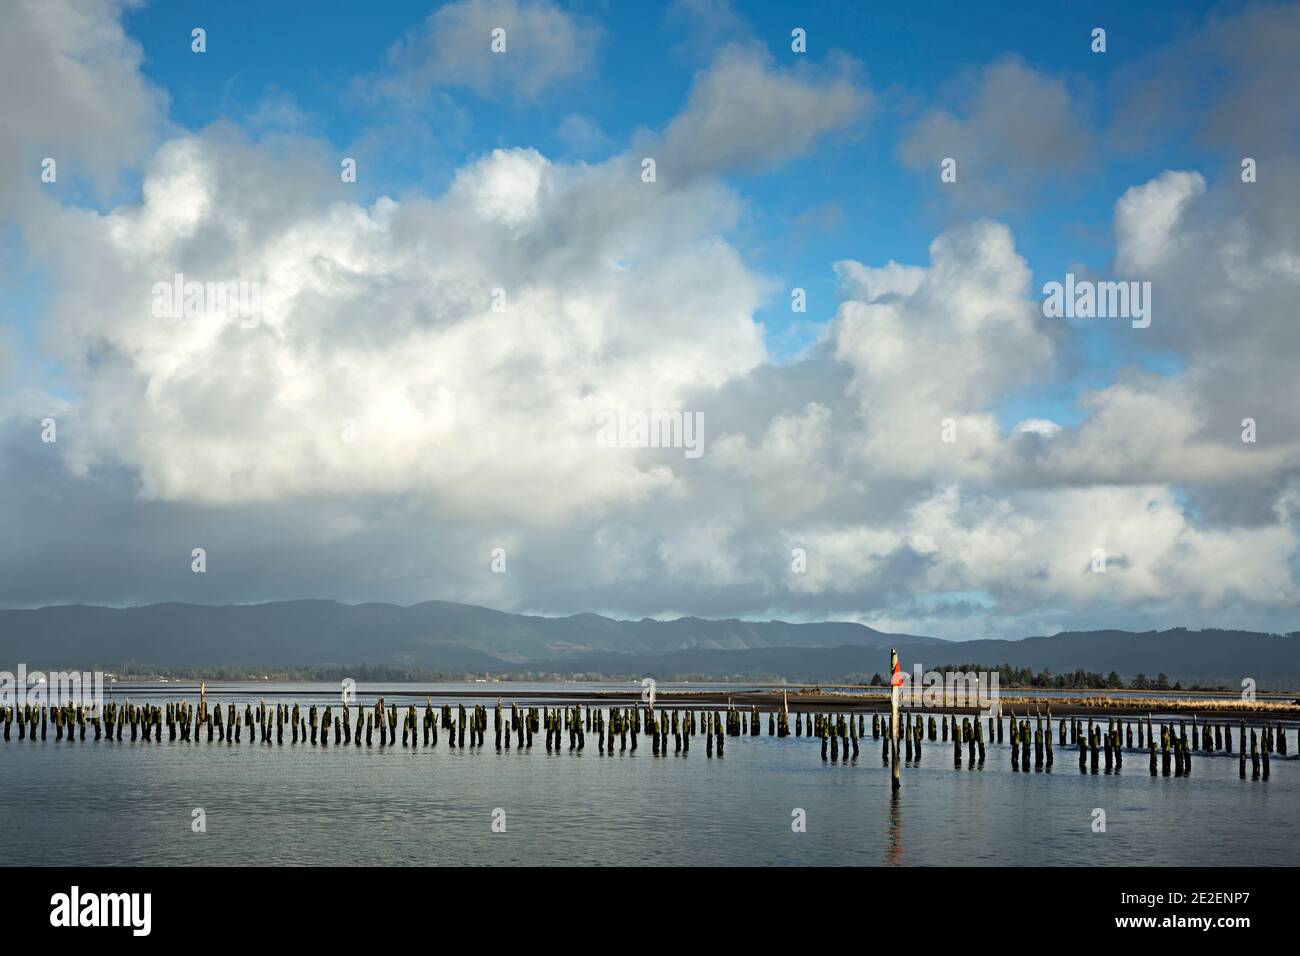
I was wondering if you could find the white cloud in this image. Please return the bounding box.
[1014,419,1061,438]
[0,0,164,208]
[371,0,600,102]
[907,485,1296,609]
[899,56,1092,209]
[1114,169,1205,272]
[831,221,1054,480]
[657,47,871,179]
[22,132,767,521]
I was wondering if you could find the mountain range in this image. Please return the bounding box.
[0,600,1296,687]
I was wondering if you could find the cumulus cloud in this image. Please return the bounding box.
[20,133,768,521]
[830,221,1055,480]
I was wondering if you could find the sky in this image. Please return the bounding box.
[1,0,1298,640]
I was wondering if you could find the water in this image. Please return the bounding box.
[3,682,1296,866]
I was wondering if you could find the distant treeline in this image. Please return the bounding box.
[96,662,786,684]
[100,663,472,683]
[47,660,1246,692]
[851,663,1228,692]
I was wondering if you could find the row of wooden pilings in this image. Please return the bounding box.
[807,707,1290,782]
[0,698,860,759]
[1055,711,1287,779]
[0,699,749,758]
[0,700,1288,779]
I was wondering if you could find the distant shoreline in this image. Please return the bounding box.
[89,680,1300,720]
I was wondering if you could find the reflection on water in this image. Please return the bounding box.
[887,790,904,866]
